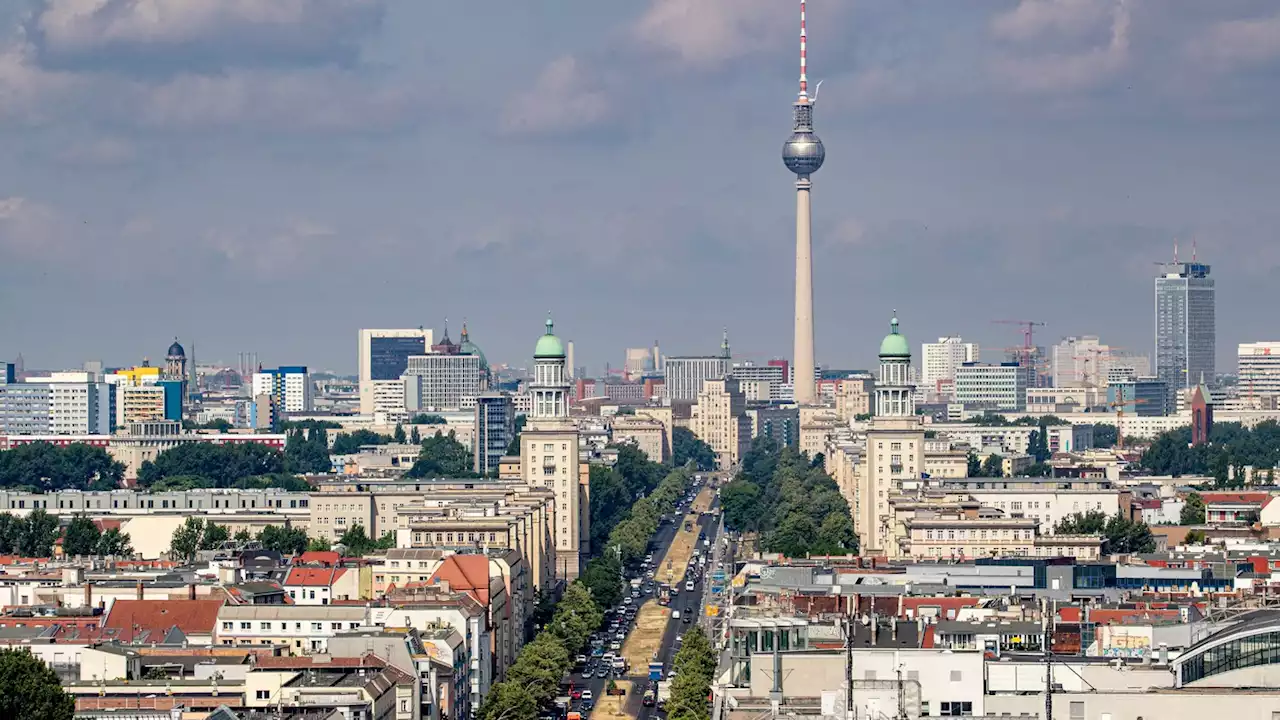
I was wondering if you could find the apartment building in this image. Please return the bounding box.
[611,414,668,463]
[932,477,1125,533]
[216,605,369,654]
[953,362,1032,411]
[691,377,750,468]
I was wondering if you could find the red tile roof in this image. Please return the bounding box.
[1201,492,1274,506]
[429,555,491,605]
[104,599,224,643]
[285,567,347,587]
[297,551,342,567]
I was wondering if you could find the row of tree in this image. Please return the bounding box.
[0,510,70,557]
[1140,421,1280,485]
[62,515,133,556]
[668,626,717,720]
[406,432,481,478]
[720,438,858,557]
[672,426,717,471]
[0,442,124,491]
[479,583,603,720]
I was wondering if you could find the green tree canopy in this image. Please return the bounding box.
[406,431,478,478]
[980,454,1005,478]
[284,427,331,474]
[1180,492,1206,525]
[0,442,124,491]
[137,442,285,488]
[330,429,392,455]
[1054,510,1156,553]
[62,515,100,557]
[97,527,133,556]
[411,414,448,425]
[1092,423,1118,449]
[20,509,59,557]
[336,523,395,556]
[0,648,75,720]
[168,517,230,561]
[258,525,309,555]
[672,426,717,471]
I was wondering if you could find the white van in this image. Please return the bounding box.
[671,610,682,620]
[685,581,695,592]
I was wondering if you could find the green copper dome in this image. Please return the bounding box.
[459,323,488,369]
[534,315,566,359]
[878,313,911,359]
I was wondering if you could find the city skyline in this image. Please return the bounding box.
[2,2,1278,372]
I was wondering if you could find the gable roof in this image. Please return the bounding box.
[104,599,223,643]
[297,551,342,567]
[1201,492,1273,507]
[284,567,347,587]
[429,554,491,606]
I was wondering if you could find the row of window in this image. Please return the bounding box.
[924,528,1032,541]
[221,620,360,632]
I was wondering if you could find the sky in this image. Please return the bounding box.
[1,0,1279,376]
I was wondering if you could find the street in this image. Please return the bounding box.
[566,480,723,720]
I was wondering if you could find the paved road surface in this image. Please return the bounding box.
[568,489,721,720]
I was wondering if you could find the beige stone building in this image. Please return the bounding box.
[798,405,840,459]
[834,377,874,422]
[690,377,751,468]
[611,415,668,463]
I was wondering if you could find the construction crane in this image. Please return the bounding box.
[1071,345,1128,388]
[1107,384,1150,450]
[993,320,1047,385]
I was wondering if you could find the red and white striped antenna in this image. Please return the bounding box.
[799,0,809,100]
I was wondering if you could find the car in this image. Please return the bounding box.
[610,641,621,651]
[642,695,656,707]
[581,691,594,703]
[623,597,633,606]
[581,700,595,711]
[685,581,695,592]
[615,631,626,641]
[596,668,610,679]
[685,607,694,615]
[576,654,587,665]
[572,689,582,700]
[682,614,692,624]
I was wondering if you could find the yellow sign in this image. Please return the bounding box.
[705,605,720,617]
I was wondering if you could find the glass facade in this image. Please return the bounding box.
[1179,630,1280,685]
[369,336,427,381]
[1155,262,1215,403]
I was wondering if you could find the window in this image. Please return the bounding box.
[222,622,232,630]
[891,442,902,451]
[950,670,962,682]
[256,690,270,700]
[260,622,272,630]
[1069,701,1084,720]
[939,701,972,716]
[311,622,323,631]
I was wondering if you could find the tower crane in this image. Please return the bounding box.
[1107,384,1150,450]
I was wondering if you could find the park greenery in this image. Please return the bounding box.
[137,442,285,488]
[336,523,396,556]
[284,428,332,473]
[167,517,231,561]
[0,442,124,491]
[0,648,75,719]
[1053,510,1156,554]
[62,515,133,557]
[1140,421,1280,486]
[668,626,717,720]
[330,429,391,455]
[720,438,858,557]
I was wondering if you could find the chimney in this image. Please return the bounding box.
[85,582,92,609]
[136,580,144,600]
[188,583,197,601]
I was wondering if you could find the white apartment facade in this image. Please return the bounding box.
[921,337,979,396]
[252,367,313,414]
[954,362,1032,411]
[403,354,484,411]
[664,356,728,403]
[1238,342,1280,398]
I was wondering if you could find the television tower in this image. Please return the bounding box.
[782,0,825,405]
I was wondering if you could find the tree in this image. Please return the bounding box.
[719,481,761,533]
[669,627,715,720]
[672,427,717,471]
[284,428,330,474]
[337,524,392,556]
[234,528,253,543]
[0,648,75,720]
[1092,423,1118,449]
[201,522,229,549]
[580,554,624,609]
[966,451,982,477]
[410,426,421,444]
[411,414,448,425]
[767,513,817,557]
[505,415,527,456]
[331,430,391,455]
[169,517,229,561]
[1055,510,1156,554]
[477,681,538,720]
[306,536,333,552]
[406,432,478,478]
[1021,462,1052,477]
[19,510,59,557]
[1180,492,1206,525]
[97,528,133,556]
[393,423,407,443]
[981,454,1004,478]
[816,512,858,554]
[0,442,124,491]
[1028,429,1050,463]
[1184,529,1208,545]
[62,515,101,556]
[258,525,309,555]
[137,442,285,488]
[506,634,570,706]
[0,514,18,554]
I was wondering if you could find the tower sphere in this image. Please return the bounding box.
[783,130,825,176]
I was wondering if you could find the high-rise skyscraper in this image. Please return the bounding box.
[357,328,433,415]
[1155,255,1215,402]
[782,0,825,406]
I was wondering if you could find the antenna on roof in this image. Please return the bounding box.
[799,0,809,100]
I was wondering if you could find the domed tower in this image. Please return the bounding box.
[165,338,187,380]
[459,321,490,388]
[531,314,568,420]
[876,312,915,417]
[783,0,826,406]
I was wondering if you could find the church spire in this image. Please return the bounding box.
[721,327,731,359]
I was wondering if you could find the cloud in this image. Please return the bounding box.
[1188,12,1280,71]
[989,0,1130,93]
[503,55,610,136]
[0,44,79,123]
[31,0,386,68]
[0,196,71,258]
[133,66,420,131]
[990,0,1115,42]
[633,0,824,69]
[55,136,134,165]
